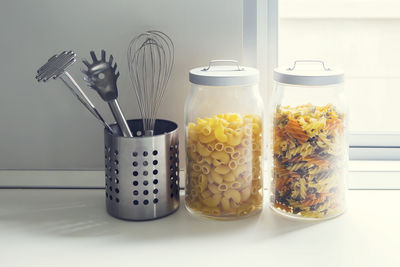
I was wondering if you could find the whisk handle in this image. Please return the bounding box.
[108,100,133,137]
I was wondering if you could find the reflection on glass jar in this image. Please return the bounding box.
[270,60,347,220]
[185,60,263,219]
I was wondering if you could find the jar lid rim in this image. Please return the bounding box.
[274,65,344,86]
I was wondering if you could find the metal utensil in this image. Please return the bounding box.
[127,31,174,136]
[82,50,133,138]
[35,51,114,133]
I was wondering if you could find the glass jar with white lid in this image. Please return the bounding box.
[185,60,264,220]
[270,60,347,220]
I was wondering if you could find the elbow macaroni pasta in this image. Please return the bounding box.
[186,113,263,218]
[271,104,345,219]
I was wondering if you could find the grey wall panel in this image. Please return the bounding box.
[0,0,242,169]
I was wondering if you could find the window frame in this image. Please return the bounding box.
[243,0,400,160]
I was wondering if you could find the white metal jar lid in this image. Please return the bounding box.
[274,60,344,86]
[189,60,259,86]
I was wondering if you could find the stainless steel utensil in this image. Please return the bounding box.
[35,51,114,133]
[104,119,180,220]
[127,31,174,136]
[82,50,133,138]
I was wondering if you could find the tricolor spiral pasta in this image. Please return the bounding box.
[271,104,345,219]
[186,113,263,218]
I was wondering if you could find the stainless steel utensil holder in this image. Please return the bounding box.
[104,119,179,220]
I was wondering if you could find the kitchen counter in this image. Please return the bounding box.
[0,188,399,267]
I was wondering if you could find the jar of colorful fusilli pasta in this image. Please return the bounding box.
[185,60,264,220]
[270,60,347,220]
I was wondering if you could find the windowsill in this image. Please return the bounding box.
[0,189,398,267]
[1,160,399,189]
[0,163,399,266]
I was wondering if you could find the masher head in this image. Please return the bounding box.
[36,51,76,82]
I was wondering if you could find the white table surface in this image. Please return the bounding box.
[0,188,399,267]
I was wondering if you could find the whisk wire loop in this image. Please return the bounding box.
[127,31,174,136]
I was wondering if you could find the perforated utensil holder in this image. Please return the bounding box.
[104,119,179,220]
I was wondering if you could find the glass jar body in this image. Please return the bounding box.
[269,82,348,220]
[184,83,264,219]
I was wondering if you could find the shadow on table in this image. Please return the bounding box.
[0,189,323,241]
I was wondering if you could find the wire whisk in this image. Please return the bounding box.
[127,30,174,136]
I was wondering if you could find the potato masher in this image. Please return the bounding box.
[35,51,114,133]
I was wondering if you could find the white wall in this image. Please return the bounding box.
[0,0,243,170]
[279,0,400,133]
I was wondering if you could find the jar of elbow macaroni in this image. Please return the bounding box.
[185,60,264,219]
[270,60,347,220]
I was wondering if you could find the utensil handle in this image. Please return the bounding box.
[60,72,114,134]
[109,99,133,137]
